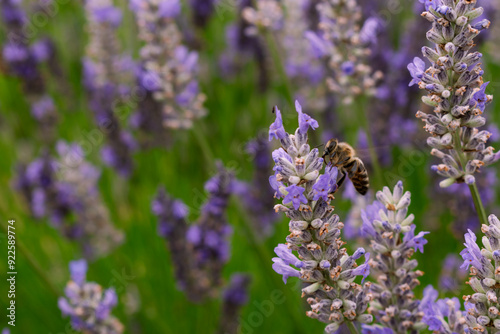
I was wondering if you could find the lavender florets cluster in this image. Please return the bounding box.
[410,0,499,187]
[152,164,235,302]
[16,142,124,259]
[419,285,466,333]
[0,0,57,139]
[306,0,382,105]
[460,214,500,332]
[58,259,124,334]
[361,181,429,333]
[131,0,206,132]
[269,102,373,333]
[84,0,136,176]
[218,274,251,334]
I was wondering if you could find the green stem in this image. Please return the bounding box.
[0,222,59,298]
[346,321,360,334]
[192,124,215,164]
[452,131,488,226]
[356,99,383,190]
[469,182,489,227]
[263,30,295,107]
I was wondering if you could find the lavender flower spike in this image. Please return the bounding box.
[269,101,373,333]
[153,163,235,302]
[84,0,136,176]
[15,142,124,259]
[419,285,466,333]
[307,0,383,105]
[58,259,124,333]
[83,0,135,176]
[461,214,500,332]
[217,274,251,334]
[412,0,499,187]
[132,0,206,131]
[361,181,428,333]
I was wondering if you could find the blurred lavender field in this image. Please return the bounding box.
[0,0,500,333]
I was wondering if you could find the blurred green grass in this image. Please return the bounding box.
[0,1,500,333]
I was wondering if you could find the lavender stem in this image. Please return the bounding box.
[346,322,360,334]
[451,127,488,227]
[469,182,488,227]
[0,222,59,297]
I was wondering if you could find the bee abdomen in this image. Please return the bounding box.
[348,158,369,195]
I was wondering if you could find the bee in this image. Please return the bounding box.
[322,139,369,195]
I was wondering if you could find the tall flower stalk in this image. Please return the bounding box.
[131,0,206,140]
[306,0,382,105]
[410,0,499,226]
[84,0,136,176]
[269,101,373,333]
[15,142,124,259]
[217,274,251,334]
[361,181,429,333]
[0,0,57,142]
[152,163,235,302]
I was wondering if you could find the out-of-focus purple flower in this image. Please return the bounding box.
[190,0,217,27]
[218,273,251,334]
[438,254,467,293]
[132,0,206,133]
[153,164,235,303]
[307,0,381,104]
[59,259,124,333]
[15,142,124,259]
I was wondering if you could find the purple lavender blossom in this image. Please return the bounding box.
[84,0,136,176]
[190,0,217,27]
[153,164,235,302]
[361,181,428,332]
[306,0,382,105]
[217,274,251,334]
[438,254,467,293]
[0,0,58,140]
[412,0,498,186]
[131,0,206,138]
[459,214,500,332]
[58,259,124,333]
[233,136,279,237]
[15,142,124,259]
[269,101,373,333]
[219,0,269,92]
[419,285,466,333]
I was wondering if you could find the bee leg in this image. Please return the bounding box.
[335,172,347,191]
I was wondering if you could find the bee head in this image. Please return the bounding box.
[322,139,338,158]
